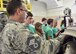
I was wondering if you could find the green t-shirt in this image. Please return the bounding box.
[42,24,47,32]
[53,27,59,35]
[61,24,65,29]
[45,25,54,40]
[26,24,36,33]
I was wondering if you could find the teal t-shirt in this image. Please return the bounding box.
[42,24,47,32]
[26,24,36,33]
[61,24,65,29]
[53,27,59,35]
[45,25,54,40]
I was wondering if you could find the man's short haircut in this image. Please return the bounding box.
[27,12,33,18]
[42,18,47,22]
[47,19,53,25]
[7,0,24,15]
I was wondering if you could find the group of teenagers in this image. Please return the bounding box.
[27,15,65,40]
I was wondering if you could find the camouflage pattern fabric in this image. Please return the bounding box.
[0,32,2,54]
[0,13,8,32]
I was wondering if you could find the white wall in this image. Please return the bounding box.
[30,0,47,22]
[31,0,47,17]
[47,8,64,17]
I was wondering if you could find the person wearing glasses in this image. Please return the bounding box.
[1,0,28,54]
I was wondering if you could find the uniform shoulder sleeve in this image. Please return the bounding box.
[1,23,30,53]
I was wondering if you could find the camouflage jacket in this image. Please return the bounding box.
[1,19,45,54]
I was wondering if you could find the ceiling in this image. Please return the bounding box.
[38,0,63,9]
[31,0,63,9]
[30,0,76,10]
